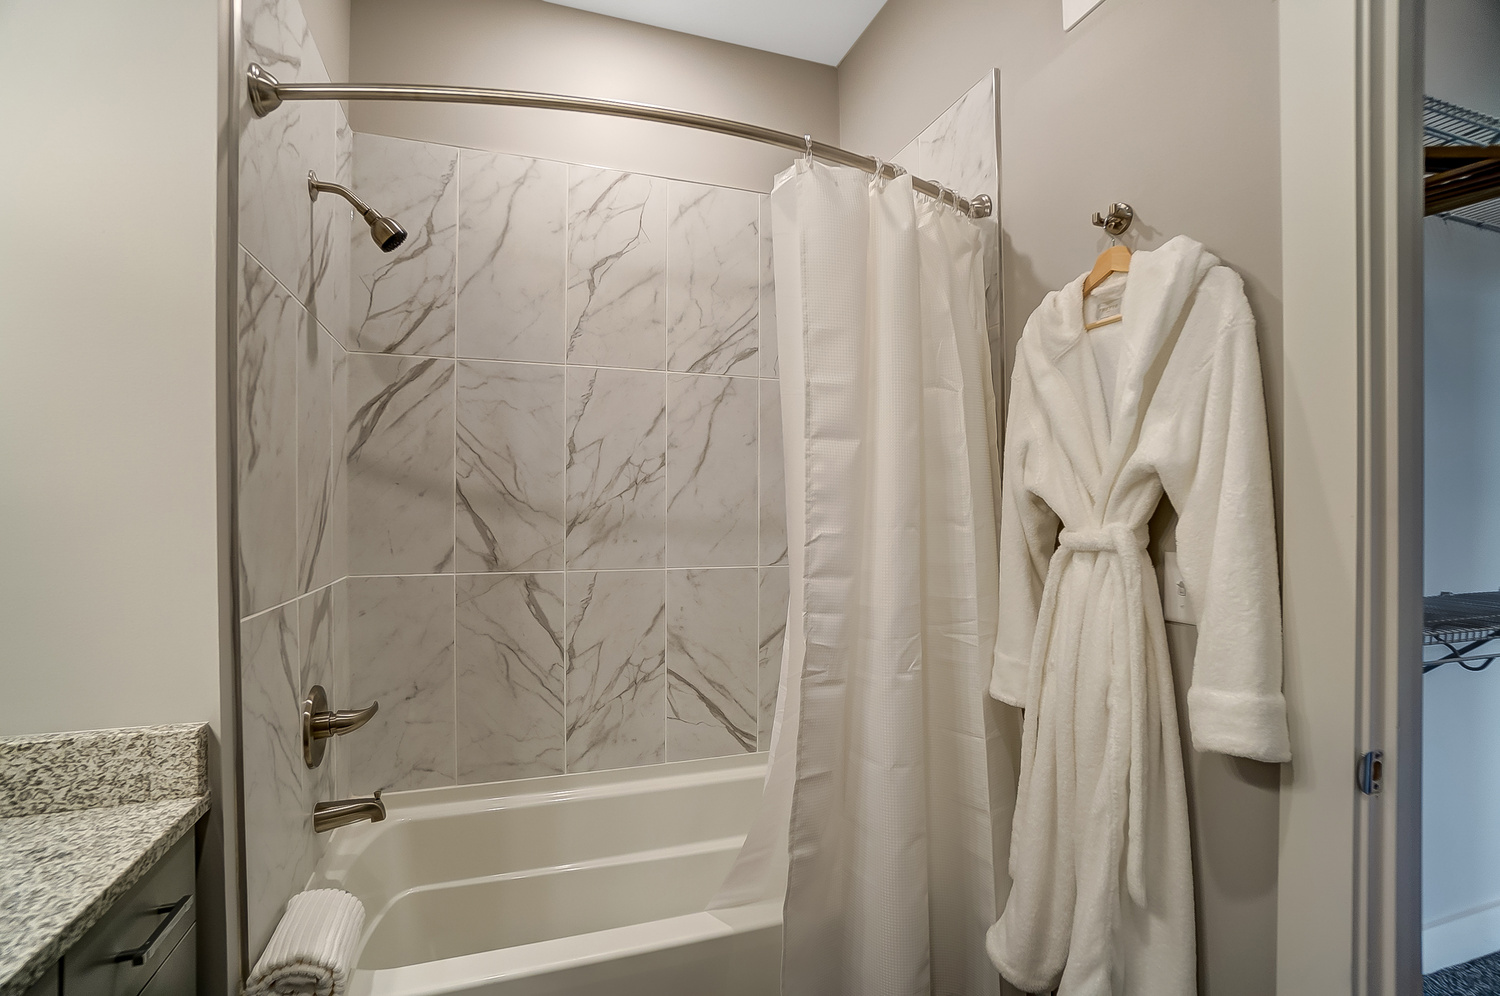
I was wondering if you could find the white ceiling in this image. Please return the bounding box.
[540,0,889,66]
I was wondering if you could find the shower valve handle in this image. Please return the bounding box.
[312,701,378,739]
[301,684,379,768]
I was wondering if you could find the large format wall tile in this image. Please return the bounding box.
[667,182,759,376]
[456,573,565,782]
[297,321,347,594]
[565,367,666,570]
[666,569,757,761]
[759,379,787,567]
[456,361,564,573]
[565,168,666,369]
[239,251,300,616]
[240,603,318,958]
[757,566,789,749]
[666,375,757,567]
[901,72,1001,333]
[457,151,566,363]
[350,134,458,356]
[759,195,778,378]
[565,571,666,771]
[918,73,998,217]
[346,353,455,575]
[311,110,352,346]
[343,575,456,793]
[240,0,335,307]
[298,581,344,805]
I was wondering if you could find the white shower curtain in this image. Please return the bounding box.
[713,160,1012,996]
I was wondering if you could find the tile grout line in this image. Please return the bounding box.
[452,149,462,789]
[558,169,567,780]
[756,197,764,752]
[663,195,672,765]
[662,178,674,764]
[562,167,571,776]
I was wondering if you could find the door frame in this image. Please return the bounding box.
[1276,0,1423,990]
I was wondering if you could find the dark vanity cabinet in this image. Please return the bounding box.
[25,836,197,996]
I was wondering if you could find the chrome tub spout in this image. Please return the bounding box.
[313,789,385,833]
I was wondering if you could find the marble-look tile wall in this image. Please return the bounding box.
[236,0,350,959]
[236,8,787,955]
[894,71,1003,401]
[338,136,788,792]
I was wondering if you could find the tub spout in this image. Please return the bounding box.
[313,789,385,833]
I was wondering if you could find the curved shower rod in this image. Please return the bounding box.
[246,64,993,220]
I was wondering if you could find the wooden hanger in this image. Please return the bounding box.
[1083,244,1130,331]
[1083,203,1135,331]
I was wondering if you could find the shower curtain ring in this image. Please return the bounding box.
[803,134,814,163]
[872,157,886,186]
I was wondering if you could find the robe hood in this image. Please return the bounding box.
[1031,235,1220,362]
[1021,236,1224,483]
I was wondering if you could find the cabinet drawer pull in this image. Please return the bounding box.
[114,894,193,967]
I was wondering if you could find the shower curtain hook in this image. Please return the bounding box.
[803,134,814,164]
[872,157,887,187]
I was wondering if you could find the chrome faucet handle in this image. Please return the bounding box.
[301,685,380,768]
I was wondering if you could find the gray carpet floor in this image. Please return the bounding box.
[1427,951,1500,995]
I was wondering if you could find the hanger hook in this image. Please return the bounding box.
[1091,202,1135,239]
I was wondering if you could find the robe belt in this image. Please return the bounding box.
[1057,523,1148,554]
[1054,522,1151,908]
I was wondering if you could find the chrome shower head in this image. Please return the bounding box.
[307,171,408,253]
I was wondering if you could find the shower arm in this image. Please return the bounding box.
[247,64,993,220]
[308,172,376,221]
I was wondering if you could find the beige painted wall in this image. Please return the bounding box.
[348,0,838,191]
[301,0,350,82]
[0,1,235,990]
[0,0,224,738]
[840,1,1284,991]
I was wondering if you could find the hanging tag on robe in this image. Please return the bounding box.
[1159,552,1196,625]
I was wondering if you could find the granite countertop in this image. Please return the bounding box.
[0,724,210,996]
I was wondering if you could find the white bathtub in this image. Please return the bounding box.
[308,754,782,996]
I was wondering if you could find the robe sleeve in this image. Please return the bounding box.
[1159,305,1292,763]
[990,343,1060,707]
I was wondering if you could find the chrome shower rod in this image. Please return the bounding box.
[246,64,993,220]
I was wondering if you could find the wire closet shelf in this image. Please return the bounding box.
[1423,591,1500,673]
[1425,95,1500,234]
[245,64,993,220]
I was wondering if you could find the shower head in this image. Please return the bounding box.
[307,171,408,252]
[367,214,408,253]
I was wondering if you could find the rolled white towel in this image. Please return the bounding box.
[243,889,365,996]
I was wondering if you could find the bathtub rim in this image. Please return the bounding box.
[362,751,766,817]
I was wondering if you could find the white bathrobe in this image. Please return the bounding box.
[986,236,1291,995]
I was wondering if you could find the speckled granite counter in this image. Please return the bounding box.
[0,724,210,995]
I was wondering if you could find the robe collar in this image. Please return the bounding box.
[1022,235,1220,510]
